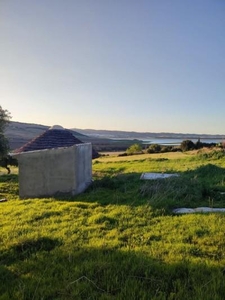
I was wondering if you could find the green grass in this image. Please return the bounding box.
[1,151,225,299]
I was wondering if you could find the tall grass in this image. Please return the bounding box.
[0,151,225,299]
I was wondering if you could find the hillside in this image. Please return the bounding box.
[4,121,123,152]
[5,122,49,150]
[73,127,225,140]
[5,121,225,152]
[5,122,94,150]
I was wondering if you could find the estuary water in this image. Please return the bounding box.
[141,138,223,146]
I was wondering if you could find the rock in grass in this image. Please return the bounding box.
[173,208,195,214]
[0,198,7,202]
[140,173,179,180]
[173,207,225,214]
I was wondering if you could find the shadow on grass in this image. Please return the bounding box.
[70,164,225,214]
[181,164,225,207]
[56,164,225,211]
[0,246,225,299]
[56,172,145,206]
[184,163,225,189]
[0,174,18,183]
[1,237,62,265]
[0,174,19,198]
[3,164,225,212]
[140,164,225,212]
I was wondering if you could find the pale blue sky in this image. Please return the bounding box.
[1,0,225,134]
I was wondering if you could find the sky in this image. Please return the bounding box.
[1,0,225,134]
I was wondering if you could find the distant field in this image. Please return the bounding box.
[99,150,188,161]
[1,149,225,299]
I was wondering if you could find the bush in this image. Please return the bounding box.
[147,144,161,153]
[180,140,195,152]
[118,152,128,157]
[161,145,173,153]
[126,143,142,155]
[198,150,225,160]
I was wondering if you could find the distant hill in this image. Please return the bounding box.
[72,127,225,140]
[5,121,91,151]
[5,121,49,150]
[5,121,225,152]
[4,121,112,151]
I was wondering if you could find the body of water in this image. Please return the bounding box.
[141,138,223,146]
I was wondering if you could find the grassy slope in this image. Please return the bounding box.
[1,150,225,299]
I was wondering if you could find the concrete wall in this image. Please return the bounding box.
[15,144,92,198]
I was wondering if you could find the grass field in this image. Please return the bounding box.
[1,149,225,299]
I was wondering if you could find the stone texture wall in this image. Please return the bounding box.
[15,144,92,198]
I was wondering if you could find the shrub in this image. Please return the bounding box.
[161,145,173,153]
[147,144,161,153]
[180,140,195,152]
[126,143,142,155]
[118,152,128,157]
[195,138,203,149]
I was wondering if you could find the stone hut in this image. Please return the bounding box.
[13,125,92,199]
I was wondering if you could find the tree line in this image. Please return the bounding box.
[123,139,223,156]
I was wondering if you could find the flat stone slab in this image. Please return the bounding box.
[140,173,179,180]
[173,207,225,214]
[0,198,7,203]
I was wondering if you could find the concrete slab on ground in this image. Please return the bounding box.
[173,207,225,214]
[140,173,179,180]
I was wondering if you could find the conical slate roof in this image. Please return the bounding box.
[14,128,83,153]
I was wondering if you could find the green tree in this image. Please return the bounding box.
[180,140,195,152]
[0,106,11,158]
[195,138,203,150]
[126,143,142,155]
[147,143,161,153]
